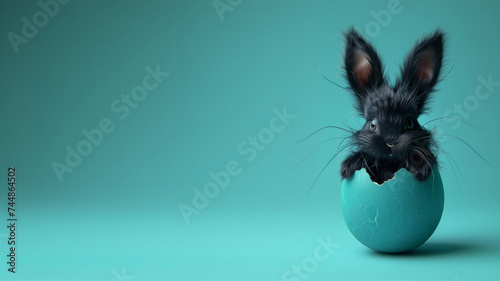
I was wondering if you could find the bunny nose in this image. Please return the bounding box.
[386,143,395,148]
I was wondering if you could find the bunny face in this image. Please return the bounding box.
[354,84,432,159]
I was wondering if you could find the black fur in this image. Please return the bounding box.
[340,29,444,184]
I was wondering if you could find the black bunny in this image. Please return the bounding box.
[340,29,444,184]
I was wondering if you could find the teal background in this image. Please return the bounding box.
[1,0,499,280]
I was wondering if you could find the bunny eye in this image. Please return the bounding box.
[370,118,377,131]
[406,117,414,129]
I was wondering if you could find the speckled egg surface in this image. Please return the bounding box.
[341,167,444,253]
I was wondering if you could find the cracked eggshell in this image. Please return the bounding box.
[341,167,444,253]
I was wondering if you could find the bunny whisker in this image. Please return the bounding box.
[308,144,353,193]
[291,137,346,154]
[437,147,461,187]
[296,125,354,144]
[292,139,347,170]
[318,68,350,92]
[439,134,493,167]
[438,147,461,175]
[422,117,483,129]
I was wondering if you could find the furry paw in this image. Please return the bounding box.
[340,162,357,179]
[410,164,433,181]
[340,152,364,179]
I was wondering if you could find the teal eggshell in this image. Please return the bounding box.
[341,167,444,253]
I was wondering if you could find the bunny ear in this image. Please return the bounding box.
[400,31,444,114]
[344,29,384,111]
